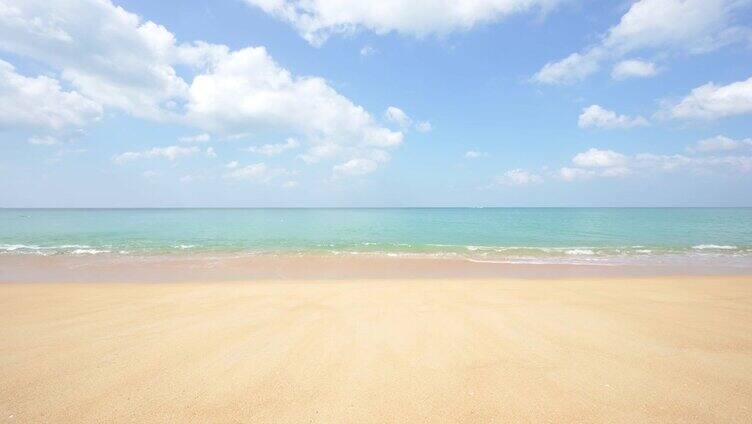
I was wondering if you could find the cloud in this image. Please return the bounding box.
[186,46,403,174]
[205,147,217,158]
[244,138,300,156]
[114,145,200,164]
[688,135,752,153]
[0,59,101,131]
[223,162,288,183]
[534,0,751,84]
[464,150,488,159]
[560,146,752,181]
[533,49,603,85]
[558,167,596,181]
[384,106,412,127]
[385,106,432,133]
[243,0,567,46]
[496,169,543,185]
[333,158,379,177]
[662,76,752,120]
[572,148,628,168]
[27,135,59,146]
[415,121,432,132]
[0,0,194,120]
[0,0,404,177]
[179,133,211,143]
[578,105,648,129]
[225,160,239,169]
[611,59,658,80]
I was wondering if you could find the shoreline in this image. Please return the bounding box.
[2,276,751,422]
[2,252,752,283]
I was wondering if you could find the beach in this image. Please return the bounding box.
[2,276,751,423]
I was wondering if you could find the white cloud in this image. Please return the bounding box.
[558,166,595,181]
[385,107,432,133]
[578,105,648,129]
[244,138,300,156]
[186,47,403,174]
[0,59,101,131]
[415,121,432,132]
[205,147,217,158]
[282,180,299,188]
[688,135,752,153]
[0,0,404,177]
[464,150,488,159]
[384,106,412,127]
[534,0,751,84]
[497,169,543,185]
[114,145,199,164]
[360,45,377,57]
[27,135,59,146]
[0,0,193,120]
[179,133,211,143]
[333,158,379,177]
[223,162,288,183]
[611,59,658,80]
[533,49,603,85]
[225,160,239,169]
[663,76,752,120]
[572,148,628,168]
[560,146,752,181]
[243,0,567,46]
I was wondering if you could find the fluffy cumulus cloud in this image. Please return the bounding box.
[243,0,567,46]
[611,59,658,80]
[0,59,101,132]
[578,105,648,129]
[534,0,751,84]
[186,46,403,175]
[0,0,192,120]
[559,146,752,181]
[384,106,432,133]
[688,135,752,153]
[0,0,405,177]
[662,76,752,120]
[497,169,543,185]
[384,106,412,127]
[113,146,200,164]
[572,148,628,168]
[533,50,603,85]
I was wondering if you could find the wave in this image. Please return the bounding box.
[692,244,738,250]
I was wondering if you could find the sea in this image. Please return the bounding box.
[1,208,752,268]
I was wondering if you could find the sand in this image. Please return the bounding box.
[1,277,751,423]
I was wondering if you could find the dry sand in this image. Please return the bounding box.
[1,277,751,423]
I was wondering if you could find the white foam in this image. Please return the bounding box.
[565,249,595,255]
[692,244,737,250]
[71,249,111,255]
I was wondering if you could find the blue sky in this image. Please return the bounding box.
[1,0,751,207]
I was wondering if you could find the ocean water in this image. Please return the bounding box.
[1,208,752,266]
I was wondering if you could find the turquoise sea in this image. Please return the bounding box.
[1,208,752,266]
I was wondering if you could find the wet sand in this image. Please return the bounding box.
[1,277,752,422]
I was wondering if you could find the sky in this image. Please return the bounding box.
[0,0,751,207]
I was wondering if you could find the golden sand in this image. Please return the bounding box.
[1,277,751,422]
